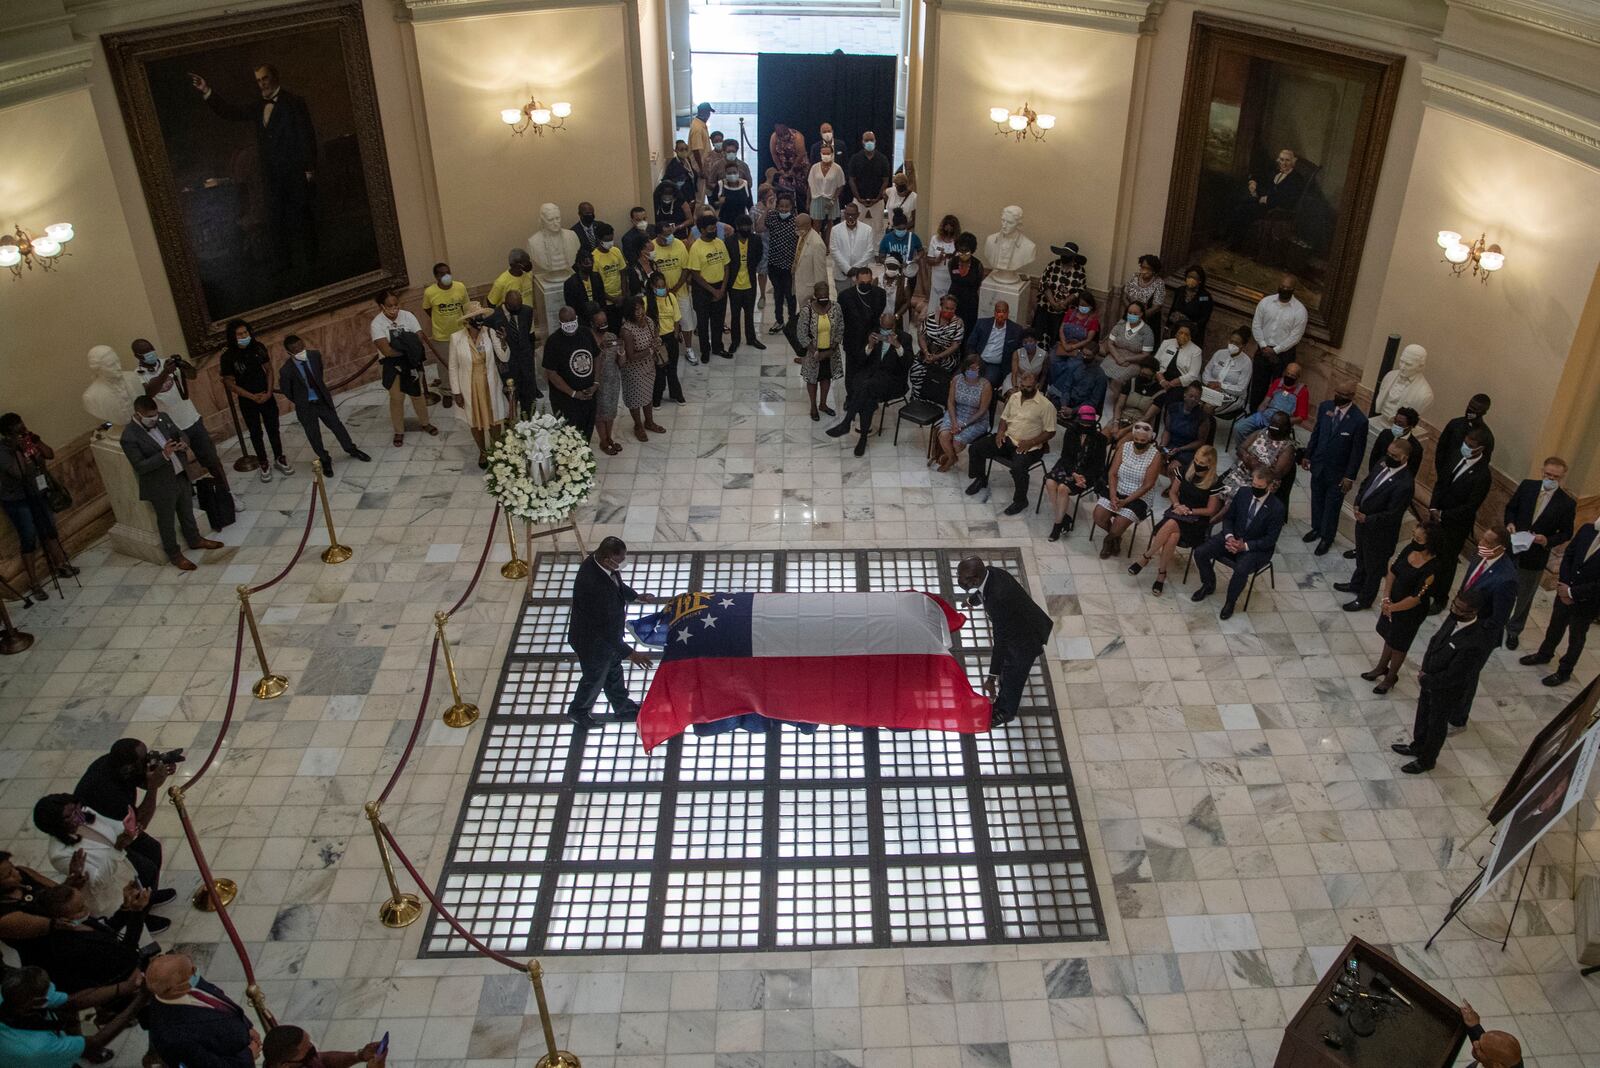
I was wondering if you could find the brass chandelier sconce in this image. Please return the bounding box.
[0,222,76,276]
[501,97,571,137]
[988,102,1055,142]
[1436,230,1505,283]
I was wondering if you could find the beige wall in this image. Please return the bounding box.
[412,4,648,288]
[1369,107,1600,480]
[0,87,159,444]
[922,10,1137,292]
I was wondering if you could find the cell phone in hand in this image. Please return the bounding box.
[376,1031,390,1058]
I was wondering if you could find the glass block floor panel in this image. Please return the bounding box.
[426,548,1102,956]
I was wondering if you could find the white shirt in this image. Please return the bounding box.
[135,365,202,430]
[1203,348,1253,397]
[371,309,422,348]
[44,807,138,918]
[808,163,846,202]
[1251,293,1308,351]
[885,187,917,221]
[1154,339,1203,386]
[143,423,184,474]
[830,221,875,279]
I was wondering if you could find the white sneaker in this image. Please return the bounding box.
[274,457,295,476]
[232,494,247,512]
[686,349,700,365]
[258,466,272,483]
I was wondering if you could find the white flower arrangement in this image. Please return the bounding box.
[483,412,597,525]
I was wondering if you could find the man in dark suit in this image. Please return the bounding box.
[725,221,767,356]
[567,537,663,728]
[1367,406,1423,478]
[965,301,1025,394]
[1424,425,1493,613]
[1521,517,1600,686]
[564,252,607,316]
[571,202,605,255]
[1502,456,1576,650]
[1391,589,1497,773]
[191,65,318,268]
[1336,437,1417,610]
[957,555,1053,728]
[489,289,541,417]
[827,312,909,456]
[1443,526,1518,733]
[145,951,259,1068]
[1299,378,1368,555]
[277,335,370,476]
[1192,468,1286,620]
[838,266,886,388]
[1433,393,1496,482]
[120,397,222,571]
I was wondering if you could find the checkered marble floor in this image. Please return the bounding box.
[1,334,1598,1067]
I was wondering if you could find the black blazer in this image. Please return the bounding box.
[1503,479,1576,572]
[276,350,331,408]
[1366,426,1423,477]
[1255,167,1307,212]
[1418,617,1496,695]
[146,979,255,1068]
[567,555,639,661]
[1434,416,1496,480]
[1218,491,1286,554]
[564,269,607,313]
[725,233,764,287]
[1429,456,1492,531]
[1558,524,1600,615]
[840,283,887,349]
[1457,554,1518,637]
[1352,464,1415,541]
[119,413,194,502]
[856,332,911,401]
[206,89,317,181]
[1305,401,1369,480]
[980,566,1052,676]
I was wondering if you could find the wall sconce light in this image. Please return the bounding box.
[0,223,74,277]
[1436,230,1504,282]
[988,102,1054,142]
[501,98,571,137]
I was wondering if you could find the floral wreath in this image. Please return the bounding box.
[483,412,597,525]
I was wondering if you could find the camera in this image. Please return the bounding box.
[148,747,186,768]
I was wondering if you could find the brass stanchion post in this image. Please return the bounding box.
[501,508,529,580]
[435,611,479,727]
[244,985,278,1031]
[526,960,581,1068]
[0,593,33,655]
[237,587,287,700]
[312,460,352,564]
[364,801,421,928]
[169,785,238,911]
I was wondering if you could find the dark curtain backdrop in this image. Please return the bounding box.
[755,53,896,184]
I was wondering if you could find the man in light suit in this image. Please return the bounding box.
[1521,516,1600,687]
[1336,436,1417,610]
[120,397,221,571]
[966,301,1024,394]
[277,335,370,476]
[1192,467,1286,620]
[1502,457,1576,650]
[566,537,663,728]
[957,555,1053,728]
[145,951,259,1068]
[1299,378,1368,555]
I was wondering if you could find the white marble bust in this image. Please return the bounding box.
[81,344,143,427]
[982,205,1037,282]
[1374,343,1436,423]
[528,202,579,281]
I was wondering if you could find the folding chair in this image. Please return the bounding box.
[1184,553,1275,609]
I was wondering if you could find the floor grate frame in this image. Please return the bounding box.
[422,548,1104,956]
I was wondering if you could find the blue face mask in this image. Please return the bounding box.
[1125,314,1139,326]
[654,287,667,297]
[1077,305,1091,314]
[439,274,453,287]
[1542,477,1560,491]
[964,369,979,381]
[236,336,251,348]
[864,141,876,151]
[1460,443,1475,459]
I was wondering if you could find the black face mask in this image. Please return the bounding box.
[1334,394,1353,406]
[1268,425,1289,440]
[1192,465,1208,474]
[1383,454,1404,469]
[737,229,752,238]
[1451,610,1476,623]
[857,283,872,294]
[700,231,716,241]
[1281,375,1297,387]
[1020,388,1037,399]
[580,214,596,225]
[1251,485,1270,499]
[1277,288,1293,300]
[1465,410,1482,422]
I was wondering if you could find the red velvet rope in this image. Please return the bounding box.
[326,352,381,392]
[188,610,246,785]
[173,797,259,987]
[377,821,522,971]
[247,482,320,594]
[377,634,440,807]
[446,503,501,618]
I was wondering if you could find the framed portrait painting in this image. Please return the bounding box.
[1160,15,1404,346]
[104,0,406,355]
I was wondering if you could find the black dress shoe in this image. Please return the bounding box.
[1543,672,1572,687]
[615,707,640,722]
[1360,668,1384,681]
[1390,742,1415,756]
[721,349,736,358]
[1048,522,1064,542]
[321,459,335,476]
[1219,603,1235,621]
[1342,548,1357,560]
[1190,585,1214,603]
[989,707,1016,728]
[144,913,172,933]
[853,436,868,457]
[347,449,372,462]
[1400,760,1433,775]
[1519,652,1552,666]
[567,711,598,729]
[1504,635,1519,651]
[1333,581,1357,593]
[1301,530,1321,543]
[1314,541,1333,556]
[825,420,851,437]
[818,404,836,416]
[1003,500,1027,516]
[1342,601,1368,612]
[965,478,986,496]
[750,339,767,350]
[150,887,179,907]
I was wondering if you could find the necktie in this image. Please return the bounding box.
[262,93,276,127]
[1532,489,1550,524]
[1362,469,1390,504]
[1248,499,1260,526]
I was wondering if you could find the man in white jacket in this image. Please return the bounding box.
[830,203,876,294]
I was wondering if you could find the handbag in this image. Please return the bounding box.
[44,469,72,513]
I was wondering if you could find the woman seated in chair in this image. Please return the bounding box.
[1156,383,1215,470]
[1041,405,1106,541]
[1219,410,1296,502]
[1129,445,1223,596]
[933,355,991,473]
[1090,419,1163,558]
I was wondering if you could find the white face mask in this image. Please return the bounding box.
[291,350,308,362]
[634,220,647,231]
[1227,343,1240,355]
[559,321,578,335]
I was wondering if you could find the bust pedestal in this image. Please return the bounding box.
[90,434,169,565]
[537,277,567,340]
[979,275,1033,324]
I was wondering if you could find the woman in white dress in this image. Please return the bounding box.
[924,214,960,305]
[448,302,509,469]
[1090,421,1162,559]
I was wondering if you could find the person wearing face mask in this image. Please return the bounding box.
[567,537,664,728]
[724,215,766,355]
[0,964,148,1068]
[12,883,145,995]
[448,303,512,468]
[956,555,1052,728]
[145,951,261,1068]
[370,290,437,447]
[829,202,876,295]
[764,193,799,332]
[219,317,293,482]
[1041,405,1108,539]
[1098,299,1155,420]
[916,294,967,406]
[30,790,172,933]
[881,254,915,327]
[1149,320,1203,400]
[0,413,79,600]
[926,214,961,305]
[570,201,605,255]
[797,281,845,420]
[1247,274,1306,410]
[967,370,1055,515]
[1501,457,1576,650]
[828,311,910,455]
[1191,466,1286,619]
[1231,360,1308,439]
[1155,383,1214,470]
[1448,527,1518,731]
[132,339,233,504]
[421,261,469,389]
[885,168,917,229]
[1521,511,1600,687]
[542,306,600,440]
[809,122,836,165]
[1132,444,1223,595]
[646,270,686,408]
[1034,241,1088,344]
[651,224,695,361]
[1220,410,1297,503]
[1424,426,1493,614]
[947,231,986,335]
[1003,330,1049,401]
[1120,254,1165,337]
[1360,519,1439,694]
[933,355,993,473]
[1391,588,1496,773]
[707,140,751,190]
[1165,264,1214,346]
[624,231,657,303]
[1090,420,1162,555]
[262,1024,388,1068]
[277,335,369,477]
[877,207,923,268]
[714,164,754,226]
[807,142,846,239]
[1434,393,1496,482]
[967,300,1024,395]
[563,251,607,326]
[120,397,222,571]
[487,248,536,310]
[621,205,651,264]
[1337,437,1419,612]
[840,266,887,388]
[1200,326,1254,417]
[847,131,893,239]
[1299,377,1369,555]
[487,288,541,417]
[590,223,627,325]
[686,217,732,359]
[653,177,695,241]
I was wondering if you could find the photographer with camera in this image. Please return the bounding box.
[73,740,181,918]
[132,339,237,508]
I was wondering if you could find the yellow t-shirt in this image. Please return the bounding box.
[816,313,832,350]
[733,240,752,290]
[686,237,729,285]
[656,292,679,335]
[688,117,710,155]
[422,281,469,341]
[592,246,627,300]
[653,240,688,289]
[487,269,533,307]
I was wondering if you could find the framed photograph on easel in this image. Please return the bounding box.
[1486,674,1599,825]
[1473,722,1600,903]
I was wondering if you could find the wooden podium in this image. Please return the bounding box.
[1274,937,1467,1068]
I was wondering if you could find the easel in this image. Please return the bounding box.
[1425,853,1534,952]
[523,518,586,601]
